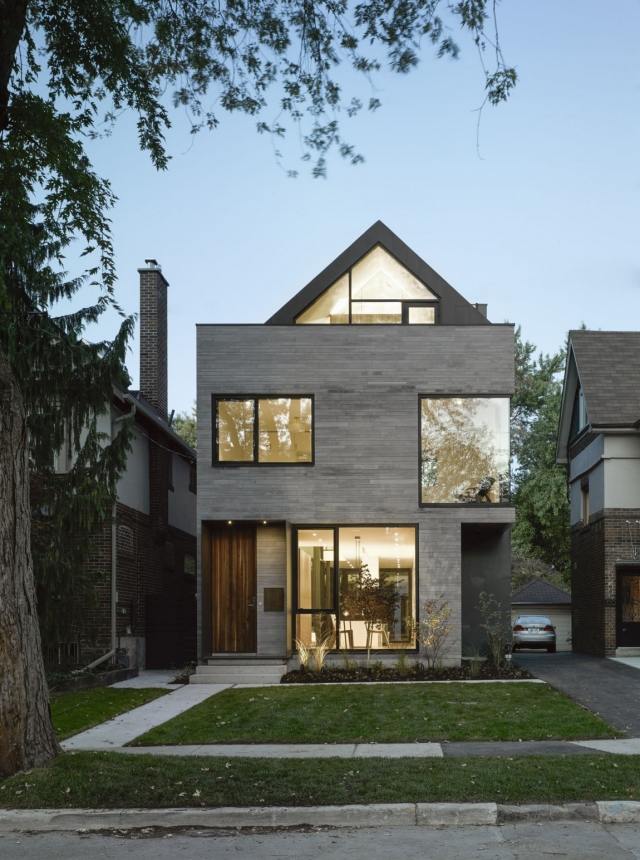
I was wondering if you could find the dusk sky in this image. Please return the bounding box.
[83,1,640,415]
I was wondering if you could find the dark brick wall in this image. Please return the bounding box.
[77,501,196,665]
[138,266,168,418]
[571,508,640,656]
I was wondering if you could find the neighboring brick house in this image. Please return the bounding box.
[557,330,640,657]
[54,262,197,670]
[194,222,515,683]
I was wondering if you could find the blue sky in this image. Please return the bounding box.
[84,0,640,414]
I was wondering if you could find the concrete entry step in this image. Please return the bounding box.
[194,658,288,685]
[615,647,640,657]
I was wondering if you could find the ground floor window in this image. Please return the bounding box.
[295,525,417,650]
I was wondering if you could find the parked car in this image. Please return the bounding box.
[512,615,556,653]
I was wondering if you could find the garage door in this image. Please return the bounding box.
[511,604,572,651]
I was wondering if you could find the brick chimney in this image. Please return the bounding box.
[138,259,169,418]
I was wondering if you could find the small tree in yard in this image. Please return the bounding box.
[417,596,452,669]
[478,591,511,668]
[341,565,398,666]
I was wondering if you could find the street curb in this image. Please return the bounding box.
[2,801,640,832]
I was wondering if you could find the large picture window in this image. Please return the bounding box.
[214,396,313,464]
[295,525,417,651]
[420,397,509,504]
[295,246,438,325]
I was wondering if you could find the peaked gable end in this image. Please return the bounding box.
[266,221,490,325]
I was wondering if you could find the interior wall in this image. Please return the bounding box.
[461,524,511,656]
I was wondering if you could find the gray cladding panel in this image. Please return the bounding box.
[197,325,514,522]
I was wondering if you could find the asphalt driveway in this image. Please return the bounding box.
[514,652,640,736]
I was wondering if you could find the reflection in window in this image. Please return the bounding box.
[296,274,349,324]
[259,398,312,462]
[294,525,416,651]
[351,247,437,301]
[622,576,640,623]
[295,245,439,325]
[296,612,337,648]
[297,529,334,609]
[408,305,436,324]
[216,399,254,462]
[215,397,313,463]
[420,397,509,504]
[351,301,401,324]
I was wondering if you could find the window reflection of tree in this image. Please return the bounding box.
[218,400,254,459]
[421,398,507,503]
[259,398,311,462]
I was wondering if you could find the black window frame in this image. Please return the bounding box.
[292,523,419,653]
[418,393,512,508]
[212,394,315,466]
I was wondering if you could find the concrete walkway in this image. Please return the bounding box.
[110,670,183,689]
[71,737,640,758]
[62,684,229,750]
[514,653,640,736]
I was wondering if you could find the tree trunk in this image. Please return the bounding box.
[0,350,59,777]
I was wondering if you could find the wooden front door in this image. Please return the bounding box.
[617,569,640,647]
[211,524,257,653]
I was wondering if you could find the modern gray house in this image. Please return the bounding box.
[195,222,515,682]
[557,330,640,657]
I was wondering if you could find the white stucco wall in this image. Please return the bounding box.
[603,435,640,510]
[116,427,150,514]
[168,453,197,535]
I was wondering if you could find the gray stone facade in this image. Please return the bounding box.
[196,324,515,664]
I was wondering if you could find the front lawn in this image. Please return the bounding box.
[51,687,168,740]
[1,751,639,808]
[132,682,616,745]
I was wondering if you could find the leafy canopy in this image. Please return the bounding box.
[511,327,569,582]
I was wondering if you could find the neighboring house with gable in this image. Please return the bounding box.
[51,261,197,670]
[557,330,640,657]
[511,579,572,651]
[194,221,515,684]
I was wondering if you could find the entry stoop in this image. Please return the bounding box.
[191,657,288,685]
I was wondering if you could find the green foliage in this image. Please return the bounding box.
[511,327,570,583]
[477,591,510,667]
[172,404,197,449]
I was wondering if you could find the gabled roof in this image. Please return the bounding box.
[557,330,640,462]
[114,389,196,461]
[512,578,571,606]
[265,221,490,325]
[570,330,640,427]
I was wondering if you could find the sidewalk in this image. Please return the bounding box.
[70,737,640,758]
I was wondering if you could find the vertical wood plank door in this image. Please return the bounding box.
[211,524,257,653]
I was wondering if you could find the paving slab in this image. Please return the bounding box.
[514,653,640,736]
[575,738,640,755]
[354,742,443,758]
[110,670,183,689]
[443,740,596,757]
[61,684,229,750]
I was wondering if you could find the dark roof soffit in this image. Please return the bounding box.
[265,220,491,326]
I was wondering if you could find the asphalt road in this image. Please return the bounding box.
[3,823,640,859]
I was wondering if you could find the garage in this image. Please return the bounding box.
[512,578,572,652]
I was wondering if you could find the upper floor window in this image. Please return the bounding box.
[569,386,588,440]
[295,246,438,325]
[214,396,313,464]
[420,397,510,504]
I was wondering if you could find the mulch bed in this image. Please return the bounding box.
[281,663,532,683]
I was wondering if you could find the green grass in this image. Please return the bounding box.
[132,683,617,746]
[51,687,168,740]
[2,751,640,808]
